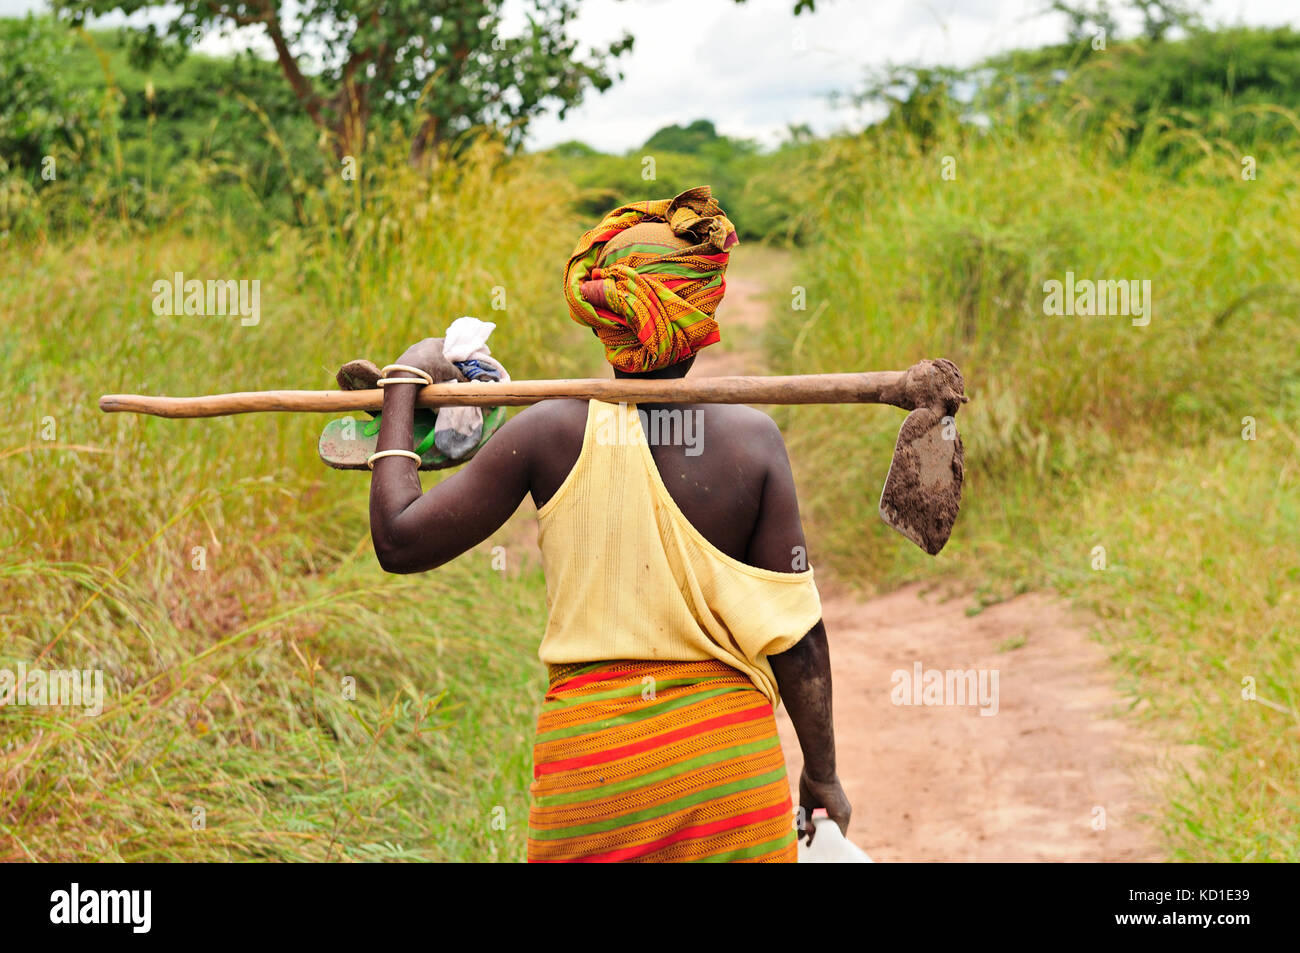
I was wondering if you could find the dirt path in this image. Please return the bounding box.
[701,250,1162,861]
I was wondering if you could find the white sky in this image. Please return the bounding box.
[4,0,1298,152]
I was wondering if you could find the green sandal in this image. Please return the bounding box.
[318,405,507,471]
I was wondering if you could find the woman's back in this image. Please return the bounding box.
[528,398,778,562]
[532,398,821,707]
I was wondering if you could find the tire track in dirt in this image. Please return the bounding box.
[702,250,1163,861]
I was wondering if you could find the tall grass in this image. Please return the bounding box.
[769,107,1300,860]
[0,136,593,860]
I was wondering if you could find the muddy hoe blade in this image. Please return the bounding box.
[879,406,965,556]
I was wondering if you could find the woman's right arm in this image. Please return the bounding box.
[746,414,851,843]
[769,622,851,842]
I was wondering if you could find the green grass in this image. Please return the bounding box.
[767,111,1300,860]
[0,142,597,861]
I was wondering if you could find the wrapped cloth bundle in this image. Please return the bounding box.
[434,317,511,459]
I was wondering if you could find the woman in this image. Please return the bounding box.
[367,187,849,862]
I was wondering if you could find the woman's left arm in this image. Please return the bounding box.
[368,339,536,574]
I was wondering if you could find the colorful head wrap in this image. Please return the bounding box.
[564,186,739,373]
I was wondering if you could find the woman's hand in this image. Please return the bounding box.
[394,337,464,384]
[798,766,852,845]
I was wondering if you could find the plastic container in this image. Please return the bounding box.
[797,816,874,863]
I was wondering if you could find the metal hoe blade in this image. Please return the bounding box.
[878,407,964,555]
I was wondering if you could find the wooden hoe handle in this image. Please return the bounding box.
[99,371,922,418]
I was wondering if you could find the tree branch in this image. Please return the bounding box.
[255,0,324,127]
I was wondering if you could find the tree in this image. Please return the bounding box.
[857,65,966,148]
[1042,1,1118,45]
[0,16,93,170]
[1042,0,1204,45]
[52,1,633,162]
[642,120,722,155]
[1129,0,1204,42]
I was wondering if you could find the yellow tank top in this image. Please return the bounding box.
[535,399,823,708]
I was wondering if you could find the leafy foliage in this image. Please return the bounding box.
[543,119,820,245]
[1044,0,1204,44]
[0,21,325,234]
[981,26,1300,156]
[51,0,633,158]
[0,16,93,170]
[853,22,1300,161]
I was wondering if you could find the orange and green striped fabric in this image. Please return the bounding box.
[563,185,738,373]
[527,659,798,863]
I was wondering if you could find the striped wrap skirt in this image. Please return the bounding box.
[527,658,798,863]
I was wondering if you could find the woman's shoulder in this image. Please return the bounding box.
[518,400,592,513]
